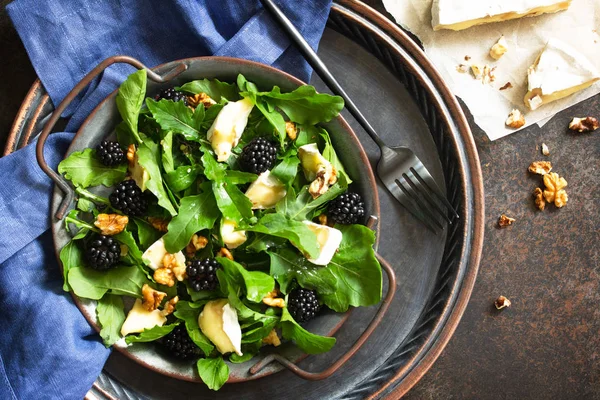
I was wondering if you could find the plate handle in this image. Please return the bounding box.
[36,55,188,220]
[249,253,397,380]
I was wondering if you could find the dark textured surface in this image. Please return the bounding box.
[1,0,599,398]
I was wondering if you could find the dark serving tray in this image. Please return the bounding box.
[6,1,484,398]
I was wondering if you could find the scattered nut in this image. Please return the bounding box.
[569,117,599,133]
[543,172,568,208]
[147,217,169,232]
[262,289,285,308]
[308,165,337,199]
[533,188,546,211]
[187,92,216,108]
[498,214,515,228]
[499,82,513,91]
[163,253,186,282]
[541,143,550,156]
[141,284,167,311]
[318,214,328,225]
[456,64,469,73]
[470,64,483,79]
[217,247,234,261]
[94,213,128,235]
[482,65,497,84]
[285,121,298,140]
[528,161,552,175]
[495,295,511,310]
[262,329,281,347]
[506,109,526,129]
[161,296,179,316]
[186,234,208,256]
[489,36,508,60]
[464,55,471,61]
[126,144,136,165]
[153,267,175,287]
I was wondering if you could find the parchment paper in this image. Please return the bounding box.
[382,0,600,141]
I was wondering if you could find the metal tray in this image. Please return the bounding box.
[6,1,484,398]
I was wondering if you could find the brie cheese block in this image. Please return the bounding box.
[199,299,243,356]
[431,0,571,31]
[220,218,247,249]
[524,39,600,110]
[298,143,337,198]
[298,221,343,266]
[244,171,286,209]
[207,97,254,162]
[120,299,167,336]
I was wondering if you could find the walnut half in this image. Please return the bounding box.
[94,213,129,236]
[506,109,525,129]
[495,295,511,310]
[543,172,568,208]
[262,329,281,347]
[498,214,515,228]
[285,121,298,140]
[569,117,599,133]
[262,289,285,308]
[187,92,216,109]
[141,284,167,311]
[528,161,552,176]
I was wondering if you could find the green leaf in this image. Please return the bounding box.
[201,104,224,130]
[96,294,126,347]
[114,230,143,264]
[225,170,257,185]
[137,140,177,216]
[68,266,149,300]
[58,149,127,188]
[212,181,253,224]
[146,98,203,142]
[280,305,336,354]
[245,213,319,258]
[217,258,274,303]
[317,224,382,312]
[163,192,220,253]
[161,131,175,173]
[319,128,352,185]
[125,323,179,344]
[196,357,229,391]
[277,184,345,221]
[173,301,214,356]
[179,78,240,102]
[59,240,85,292]
[217,271,278,325]
[77,198,95,212]
[115,69,146,144]
[267,248,337,295]
[132,218,162,250]
[165,164,202,193]
[200,145,227,181]
[270,152,300,188]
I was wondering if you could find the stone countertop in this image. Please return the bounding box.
[1,1,598,398]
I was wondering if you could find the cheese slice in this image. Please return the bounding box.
[524,39,600,110]
[431,0,571,31]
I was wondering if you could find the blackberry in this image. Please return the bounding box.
[155,87,188,105]
[239,137,278,174]
[162,325,202,360]
[187,258,220,292]
[85,234,120,271]
[328,192,365,225]
[287,288,320,323]
[96,140,124,166]
[109,180,148,216]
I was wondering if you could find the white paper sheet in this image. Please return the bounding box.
[382,0,600,141]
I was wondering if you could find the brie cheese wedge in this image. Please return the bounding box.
[244,171,286,209]
[431,0,571,31]
[299,221,343,266]
[220,218,247,249]
[207,97,254,162]
[120,299,166,336]
[298,143,337,198]
[524,39,600,110]
[198,299,243,356]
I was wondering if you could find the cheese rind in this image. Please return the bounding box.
[431,0,571,31]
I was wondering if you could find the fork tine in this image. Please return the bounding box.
[386,179,439,233]
[403,172,453,225]
[410,166,460,220]
[395,179,444,231]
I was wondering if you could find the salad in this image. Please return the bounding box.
[57,69,382,390]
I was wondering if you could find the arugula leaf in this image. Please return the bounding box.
[165,164,202,193]
[96,294,126,347]
[173,301,214,356]
[146,98,205,142]
[270,151,300,188]
[115,69,146,144]
[179,78,240,102]
[245,213,319,258]
[161,131,175,173]
[136,140,177,216]
[59,239,85,292]
[196,357,229,391]
[201,104,224,130]
[317,224,382,312]
[267,248,337,295]
[132,218,162,250]
[114,230,143,264]
[68,266,149,300]
[212,181,253,224]
[280,306,335,354]
[241,317,278,343]
[58,149,127,188]
[77,198,95,213]
[319,128,352,185]
[125,323,179,344]
[277,184,344,221]
[200,145,227,181]
[217,271,278,325]
[225,170,257,185]
[163,191,220,253]
[217,257,274,303]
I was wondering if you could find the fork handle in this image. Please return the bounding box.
[260,0,386,149]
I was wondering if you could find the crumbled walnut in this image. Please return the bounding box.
[470,64,483,79]
[262,289,285,308]
[318,214,328,225]
[126,144,136,165]
[569,117,599,133]
[543,172,568,208]
[489,36,508,60]
[141,284,167,311]
[456,64,469,73]
[309,165,338,199]
[147,217,169,232]
[161,296,179,316]
[262,329,281,347]
[505,109,526,129]
[499,82,513,91]
[495,295,511,310]
[94,213,128,235]
[528,161,552,176]
[163,253,186,282]
[464,55,471,61]
[498,214,515,228]
[187,92,216,108]
[482,65,496,84]
[533,188,546,211]
[541,143,550,156]
[217,247,234,261]
[186,234,208,256]
[285,121,298,140]
[154,267,175,287]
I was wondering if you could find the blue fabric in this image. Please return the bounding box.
[2,1,331,398]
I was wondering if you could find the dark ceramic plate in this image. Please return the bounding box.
[7,1,484,398]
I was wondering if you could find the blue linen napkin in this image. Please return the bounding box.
[1,1,331,398]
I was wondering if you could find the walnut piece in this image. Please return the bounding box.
[217,247,234,261]
[499,82,513,91]
[470,64,483,79]
[505,109,525,129]
[464,55,471,61]
[262,329,281,347]
[285,121,298,140]
[482,65,497,84]
[318,214,328,226]
[569,117,599,133]
[126,144,136,165]
[541,143,550,156]
[163,253,186,282]
[262,289,285,308]
[161,296,179,316]
[533,188,546,211]
[495,295,511,310]
[498,214,515,228]
[153,267,175,287]
[543,172,568,208]
[489,36,508,60]
[456,64,469,73]
[309,165,338,199]
[186,234,208,256]
[187,92,216,109]
[141,284,167,311]
[147,217,169,232]
[528,161,552,176]
[94,213,128,235]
